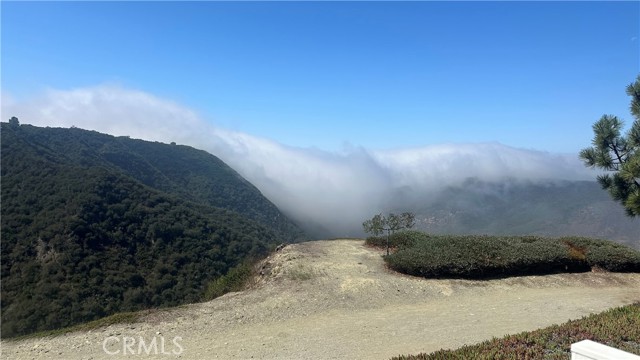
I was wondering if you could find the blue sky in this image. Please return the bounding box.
[2,1,639,153]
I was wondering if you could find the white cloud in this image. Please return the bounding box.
[373,143,590,187]
[3,85,205,143]
[2,84,598,236]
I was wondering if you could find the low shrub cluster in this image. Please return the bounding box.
[391,302,640,359]
[366,232,640,279]
[203,262,254,301]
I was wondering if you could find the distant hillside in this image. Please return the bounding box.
[3,123,303,240]
[0,122,304,337]
[389,178,640,250]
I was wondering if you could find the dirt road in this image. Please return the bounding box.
[3,239,640,359]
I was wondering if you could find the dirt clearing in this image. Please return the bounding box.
[3,239,640,359]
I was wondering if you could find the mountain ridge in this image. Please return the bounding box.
[5,123,303,240]
[388,178,640,249]
[0,122,304,337]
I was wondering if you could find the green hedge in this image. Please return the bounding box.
[368,232,640,279]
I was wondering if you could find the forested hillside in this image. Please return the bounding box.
[0,122,304,337]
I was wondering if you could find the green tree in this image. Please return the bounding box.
[580,75,640,216]
[363,212,415,255]
[362,213,385,236]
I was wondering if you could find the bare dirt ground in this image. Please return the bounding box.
[3,239,640,360]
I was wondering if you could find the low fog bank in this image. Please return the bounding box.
[2,85,601,238]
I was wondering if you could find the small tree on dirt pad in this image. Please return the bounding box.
[362,212,415,255]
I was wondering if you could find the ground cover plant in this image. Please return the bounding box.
[391,302,640,359]
[366,231,640,279]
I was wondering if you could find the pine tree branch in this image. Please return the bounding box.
[610,144,640,188]
[609,144,624,170]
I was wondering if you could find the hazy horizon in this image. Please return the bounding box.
[2,84,603,236]
[2,1,637,235]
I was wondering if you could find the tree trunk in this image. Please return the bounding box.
[386,229,390,256]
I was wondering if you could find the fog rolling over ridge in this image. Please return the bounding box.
[6,84,635,242]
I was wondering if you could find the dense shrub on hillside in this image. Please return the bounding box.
[392,302,640,359]
[202,262,255,301]
[1,123,300,338]
[3,123,304,242]
[368,231,640,279]
[1,165,279,337]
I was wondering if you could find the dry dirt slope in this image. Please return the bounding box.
[3,239,640,360]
